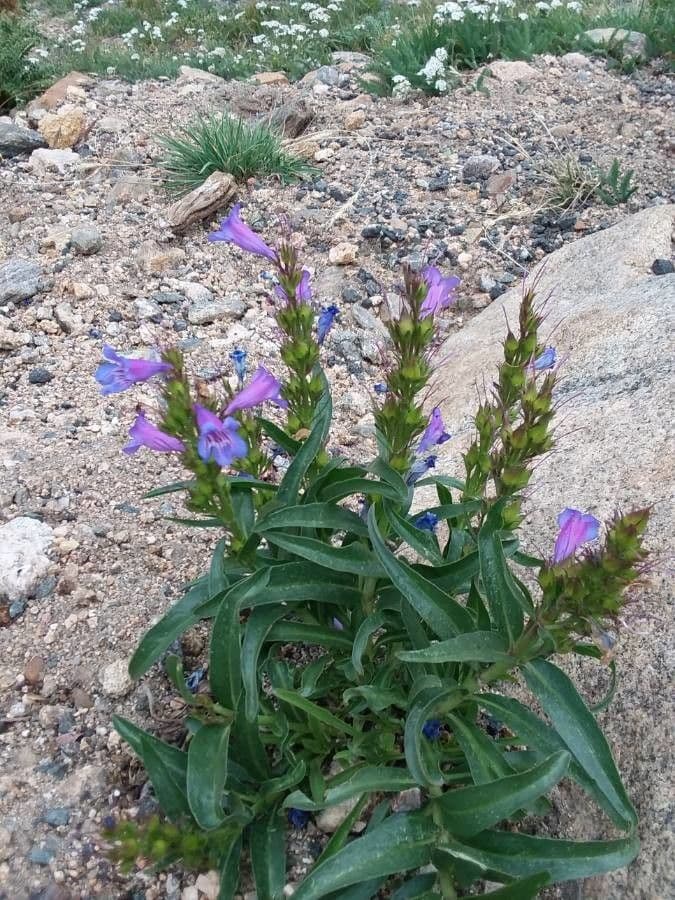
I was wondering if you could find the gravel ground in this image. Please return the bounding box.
[0,52,673,899]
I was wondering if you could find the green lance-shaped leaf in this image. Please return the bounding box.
[263,532,386,578]
[478,873,550,898]
[368,507,474,639]
[267,622,353,652]
[292,813,439,900]
[352,612,387,676]
[209,536,229,599]
[274,689,356,736]
[398,631,511,665]
[250,808,286,900]
[211,568,271,711]
[479,693,628,829]
[113,717,190,821]
[243,606,289,721]
[434,751,570,838]
[255,561,361,609]
[319,477,405,504]
[129,576,218,679]
[477,500,527,642]
[391,874,437,900]
[436,830,640,884]
[218,832,243,900]
[524,659,637,828]
[285,766,417,811]
[187,723,230,830]
[449,714,514,785]
[277,381,332,506]
[405,686,460,787]
[255,502,369,537]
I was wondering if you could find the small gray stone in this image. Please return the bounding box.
[0,122,47,158]
[70,224,102,256]
[28,845,56,866]
[583,27,646,58]
[99,657,132,697]
[9,599,26,619]
[151,290,184,305]
[652,258,674,276]
[187,296,246,325]
[29,367,53,385]
[133,298,162,320]
[181,283,213,305]
[0,258,42,304]
[43,807,70,828]
[462,154,500,181]
[479,275,497,293]
[316,65,340,86]
[351,305,380,331]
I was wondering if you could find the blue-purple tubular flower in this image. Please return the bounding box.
[406,455,437,486]
[288,808,311,829]
[317,305,339,345]
[413,512,439,532]
[230,349,248,385]
[418,407,451,454]
[420,267,460,318]
[208,203,277,261]
[194,404,248,468]
[373,383,388,395]
[553,507,601,564]
[123,411,185,455]
[275,269,312,304]
[534,347,557,371]
[225,365,287,415]
[95,346,172,395]
[422,719,442,741]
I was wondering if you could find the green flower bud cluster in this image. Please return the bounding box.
[464,289,555,525]
[275,241,322,435]
[537,508,650,650]
[375,266,437,473]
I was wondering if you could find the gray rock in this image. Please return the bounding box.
[0,516,54,600]
[426,205,675,900]
[0,122,47,157]
[70,224,102,255]
[316,65,340,86]
[181,283,213,305]
[0,258,42,304]
[151,290,184,305]
[99,658,133,697]
[29,367,53,385]
[462,154,500,181]
[43,808,70,828]
[652,258,674,276]
[133,298,162,320]
[584,27,647,58]
[479,274,497,293]
[351,305,380,331]
[269,99,314,137]
[28,148,79,174]
[187,296,246,325]
[28,846,56,866]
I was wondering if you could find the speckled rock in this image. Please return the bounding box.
[99,658,133,697]
[0,257,42,304]
[427,205,675,900]
[0,517,54,601]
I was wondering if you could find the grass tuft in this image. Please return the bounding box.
[0,12,50,112]
[158,115,315,196]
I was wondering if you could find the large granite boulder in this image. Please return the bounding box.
[429,205,674,898]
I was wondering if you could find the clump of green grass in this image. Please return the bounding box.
[541,154,639,210]
[596,158,638,207]
[158,115,315,196]
[0,12,50,112]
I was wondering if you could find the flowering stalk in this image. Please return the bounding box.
[375,265,457,474]
[463,288,555,526]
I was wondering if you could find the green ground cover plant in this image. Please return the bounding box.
[97,205,649,898]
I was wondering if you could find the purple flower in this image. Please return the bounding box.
[420,267,460,318]
[553,507,601,564]
[225,365,287,415]
[413,512,439,532]
[288,808,311,829]
[317,305,339,345]
[422,719,442,741]
[275,269,312,304]
[122,411,185,455]
[406,455,437,486]
[208,203,277,261]
[194,404,248,468]
[418,407,451,454]
[230,349,247,385]
[331,616,345,631]
[95,346,172,395]
[373,382,388,395]
[534,347,557,371]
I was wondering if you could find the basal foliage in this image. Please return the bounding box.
[99,206,648,899]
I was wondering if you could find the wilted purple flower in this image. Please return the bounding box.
[331,616,345,631]
[534,347,557,371]
[122,411,185,455]
[185,666,207,692]
[553,507,601,564]
[95,346,172,395]
[406,455,437,486]
[358,498,370,522]
[230,349,248,385]
[420,267,460,318]
[413,512,439,532]
[208,203,277,261]
[288,808,311,829]
[317,305,339,344]
[194,404,248,468]
[225,365,287,415]
[275,269,312,304]
[418,407,451,454]
[373,382,388,395]
[422,719,442,741]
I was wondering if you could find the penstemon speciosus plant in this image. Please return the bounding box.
[99,204,648,900]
